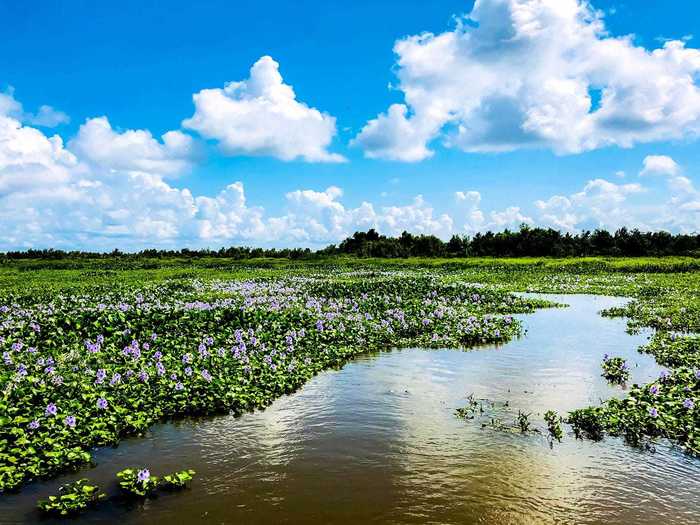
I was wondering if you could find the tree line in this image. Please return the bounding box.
[1,226,699,260]
[321,226,700,257]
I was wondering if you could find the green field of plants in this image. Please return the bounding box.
[0,256,698,506]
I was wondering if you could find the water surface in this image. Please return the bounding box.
[2,295,699,524]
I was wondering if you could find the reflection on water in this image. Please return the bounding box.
[2,295,699,524]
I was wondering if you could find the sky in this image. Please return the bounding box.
[1,0,700,250]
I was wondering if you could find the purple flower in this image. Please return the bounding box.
[316,320,324,332]
[174,382,184,391]
[45,403,58,416]
[156,362,166,376]
[151,333,158,341]
[110,372,122,386]
[201,369,212,382]
[648,407,659,418]
[96,397,108,410]
[64,415,76,428]
[184,366,193,376]
[153,351,163,361]
[137,469,150,483]
[138,370,149,382]
[182,353,192,364]
[95,369,107,384]
[683,398,695,410]
[29,420,40,430]
[649,385,660,396]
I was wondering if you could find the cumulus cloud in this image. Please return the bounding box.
[0,113,76,194]
[354,0,700,161]
[532,154,699,233]
[0,94,456,249]
[640,155,680,177]
[2,91,698,250]
[183,56,345,163]
[0,89,69,128]
[69,117,196,177]
[277,187,454,242]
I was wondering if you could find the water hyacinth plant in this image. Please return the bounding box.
[117,468,160,497]
[601,355,630,384]
[1,256,699,498]
[161,469,196,490]
[36,479,105,516]
[0,271,549,492]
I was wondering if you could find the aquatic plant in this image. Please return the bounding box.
[601,355,630,384]
[161,469,195,490]
[0,272,544,492]
[36,479,105,516]
[117,468,160,497]
[516,411,532,433]
[544,410,563,442]
[455,394,483,420]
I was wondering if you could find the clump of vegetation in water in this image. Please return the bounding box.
[454,394,484,420]
[569,368,699,453]
[36,479,105,516]
[601,355,630,384]
[567,407,605,441]
[117,468,160,497]
[639,332,700,368]
[0,271,547,492]
[161,469,196,490]
[516,411,532,433]
[544,410,564,442]
[3,255,700,495]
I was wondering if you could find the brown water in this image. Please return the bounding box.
[2,295,699,524]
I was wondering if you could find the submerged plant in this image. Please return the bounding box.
[601,355,630,384]
[37,479,105,516]
[117,468,160,497]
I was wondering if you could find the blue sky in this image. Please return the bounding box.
[1,0,699,249]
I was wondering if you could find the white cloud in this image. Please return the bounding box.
[69,117,195,177]
[639,154,680,177]
[0,89,69,128]
[355,0,700,161]
[183,56,345,163]
[533,160,700,232]
[1,92,698,250]
[350,104,437,161]
[0,113,76,194]
[0,96,457,249]
[489,206,533,229]
[278,187,453,242]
